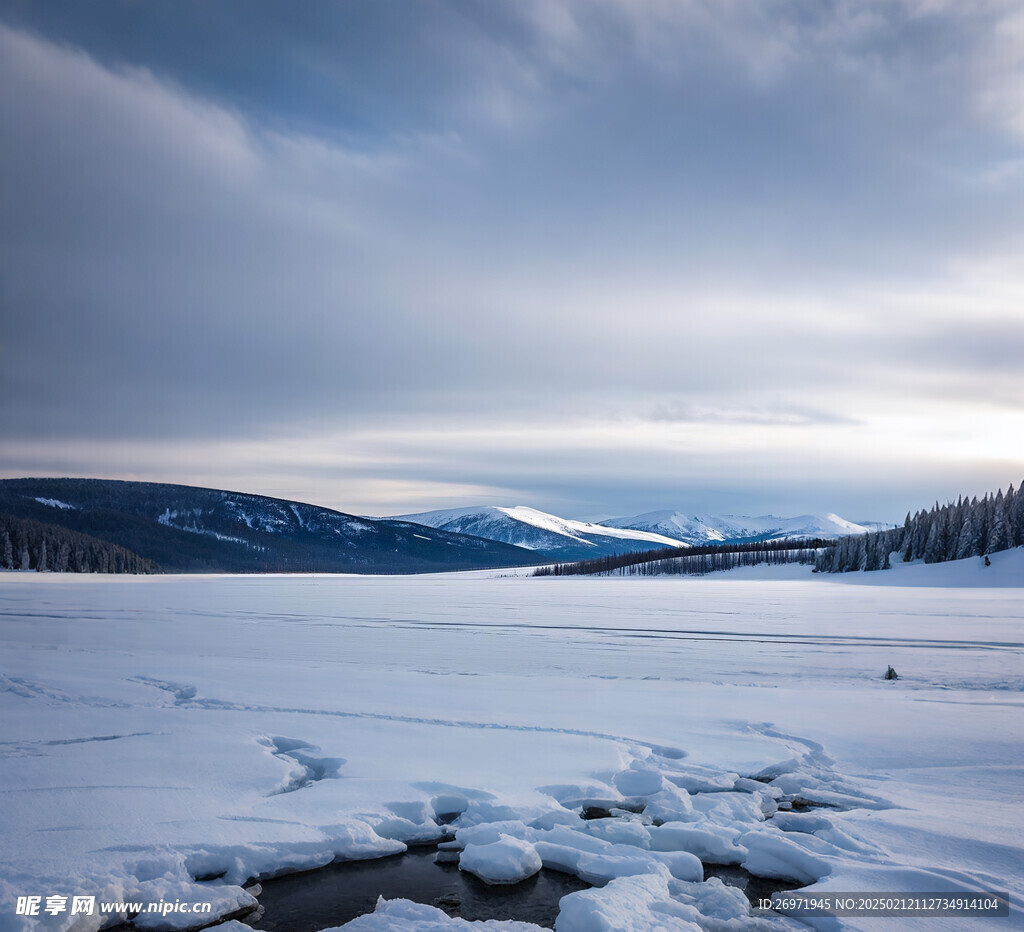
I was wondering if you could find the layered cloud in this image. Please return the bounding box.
[0,4,1021,518]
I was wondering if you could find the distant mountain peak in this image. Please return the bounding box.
[392,504,686,560]
[600,510,871,544]
[392,503,873,557]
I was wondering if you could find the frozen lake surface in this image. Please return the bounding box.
[1,554,1022,930]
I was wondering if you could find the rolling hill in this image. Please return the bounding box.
[0,479,538,573]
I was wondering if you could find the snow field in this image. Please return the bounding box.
[0,563,1021,931]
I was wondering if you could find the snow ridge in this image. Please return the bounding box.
[601,510,873,545]
[393,505,687,559]
[33,497,77,510]
[393,504,875,559]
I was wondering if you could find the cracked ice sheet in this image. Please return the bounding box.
[0,563,1022,931]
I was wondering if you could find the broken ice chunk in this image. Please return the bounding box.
[459,834,543,885]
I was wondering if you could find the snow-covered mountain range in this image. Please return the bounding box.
[393,505,686,561]
[393,505,875,561]
[600,510,874,545]
[1,477,881,572]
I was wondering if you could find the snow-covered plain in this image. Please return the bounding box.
[1,553,1022,931]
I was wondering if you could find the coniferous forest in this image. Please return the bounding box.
[535,538,830,577]
[816,483,1024,573]
[0,513,158,574]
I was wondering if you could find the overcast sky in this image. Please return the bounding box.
[1,1,1022,521]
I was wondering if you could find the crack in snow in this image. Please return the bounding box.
[258,735,347,795]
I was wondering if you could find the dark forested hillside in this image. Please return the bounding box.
[0,479,539,574]
[0,513,157,573]
[816,483,1024,573]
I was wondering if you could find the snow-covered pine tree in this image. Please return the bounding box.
[976,495,991,555]
[913,508,934,560]
[1011,482,1024,546]
[956,507,979,560]
[986,493,1011,555]
[923,519,943,564]
[945,498,964,561]
[937,504,956,561]
[902,511,917,562]
[864,534,879,571]
[1006,485,1021,547]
